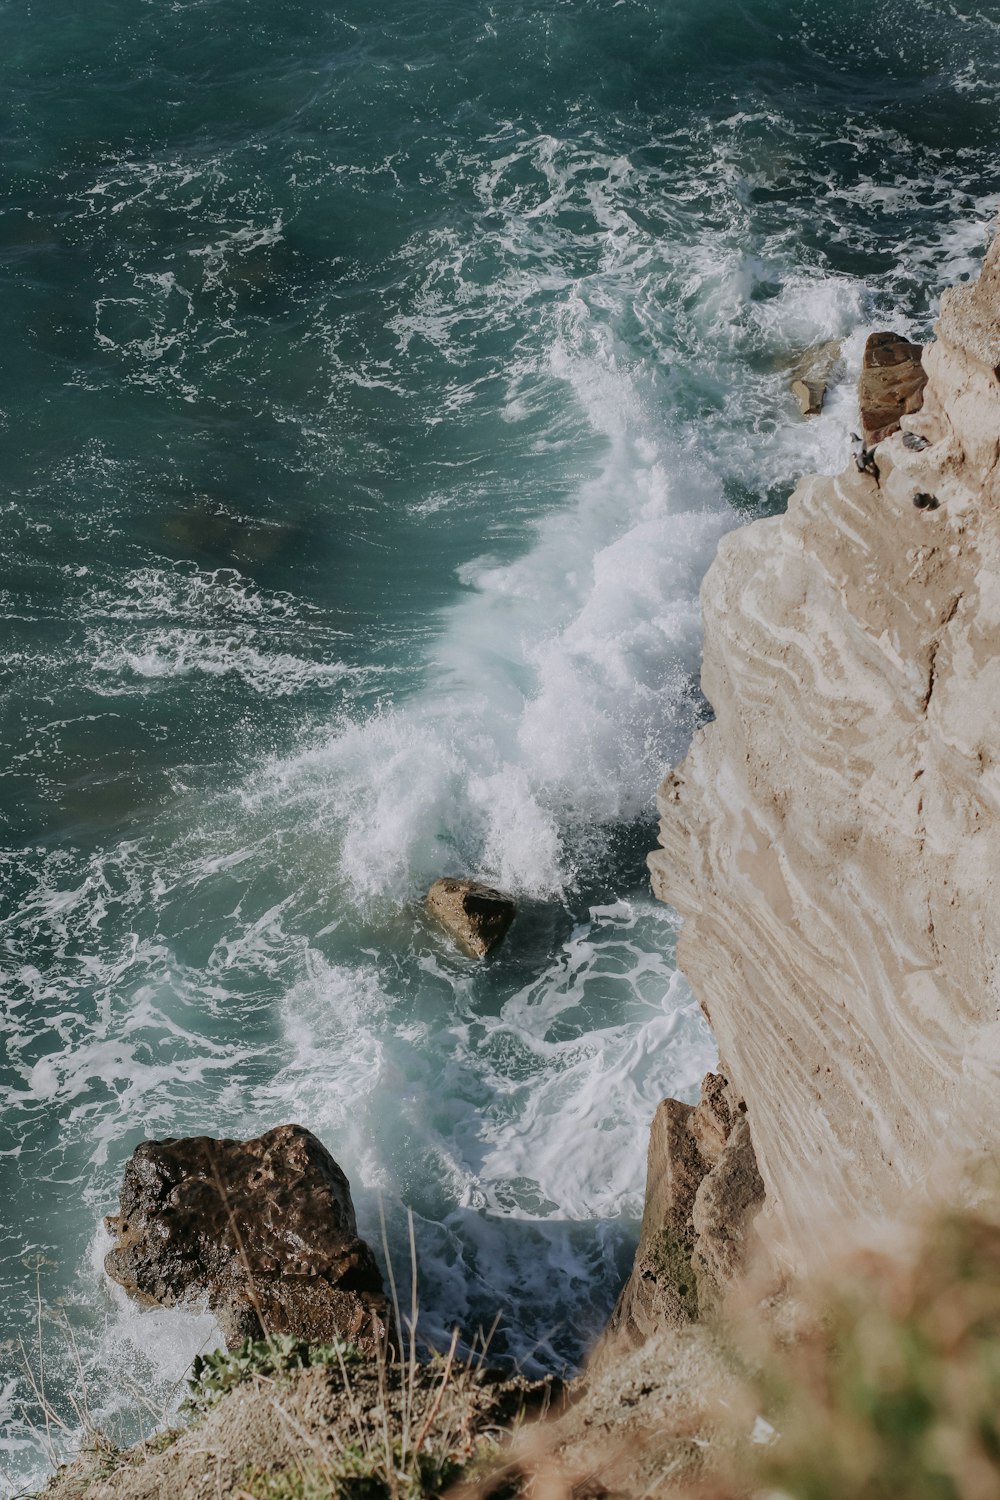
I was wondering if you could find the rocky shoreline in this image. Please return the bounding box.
[38,218,1000,1498]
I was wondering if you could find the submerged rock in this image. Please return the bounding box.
[789,339,842,416]
[104,1123,392,1352]
[162,502,298,567]
[425,877,515,958]
[858,330,927,445]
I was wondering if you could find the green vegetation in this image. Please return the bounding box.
[183,1335,362,1414]
[739,1210,1000,1500]
[140,1426,184,1455]
[239,1439,491,1500]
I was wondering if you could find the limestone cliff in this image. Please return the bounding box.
[650,222,1000,1272]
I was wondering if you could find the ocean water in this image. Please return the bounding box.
[1,0,998,1487]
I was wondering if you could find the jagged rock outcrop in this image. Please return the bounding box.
[104,1124,392,1351]
[604,1073,764,1349]
[425,877,515,957]
[650,222,1000,1272]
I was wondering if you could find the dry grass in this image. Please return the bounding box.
[30,1194,1000,1500]
[29,1203,557,1500]
[422,1205,1000,1500]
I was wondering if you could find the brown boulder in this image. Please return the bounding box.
[425,877,515,958]
[858,331,927,446]
[104,1123,393,1352]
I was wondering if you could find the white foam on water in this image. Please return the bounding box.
[92,627,354,696]
[0,1228,224,1497]
[466,920,712,1225]
[256,894,715,1369]
[85,1224,225,1399]
[250,327,737,905]
[65,562,360,698]
[79,563,313,624]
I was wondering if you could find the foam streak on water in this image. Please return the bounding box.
[1,0,998,1488]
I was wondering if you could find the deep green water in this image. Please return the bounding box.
[1,0,998,1487]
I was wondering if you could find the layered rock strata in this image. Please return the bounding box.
[650,222,1000,1271]
[606,1073,764,1349]
[105,1124,392,1351]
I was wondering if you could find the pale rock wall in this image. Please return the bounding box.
[650,224,1000,1271]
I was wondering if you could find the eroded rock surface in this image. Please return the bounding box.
[858,329,927,444]
[650,223,1000,1272]
[425,877,515,957]
[104,1124,392,1351]
[604,1073,763,1349]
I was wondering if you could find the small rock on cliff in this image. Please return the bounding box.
[104,1123,392,1352]
[425,877,515,957]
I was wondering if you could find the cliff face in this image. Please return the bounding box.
[650,225,1000,1270]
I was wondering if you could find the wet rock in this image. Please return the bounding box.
[104,1123,393,1352]
[425,877,515,958]
[858,331,927,446]
[603,1074,764,1353]
[789,339,842,416]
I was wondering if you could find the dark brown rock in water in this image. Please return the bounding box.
[858,331,927,446]
[425,877,515,958]
[601,1072,764,1355]
[104,1123,393,1352]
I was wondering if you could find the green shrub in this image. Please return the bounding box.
[183,1335,362,1414]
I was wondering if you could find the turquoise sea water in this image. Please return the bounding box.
[1,0,998,1487]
